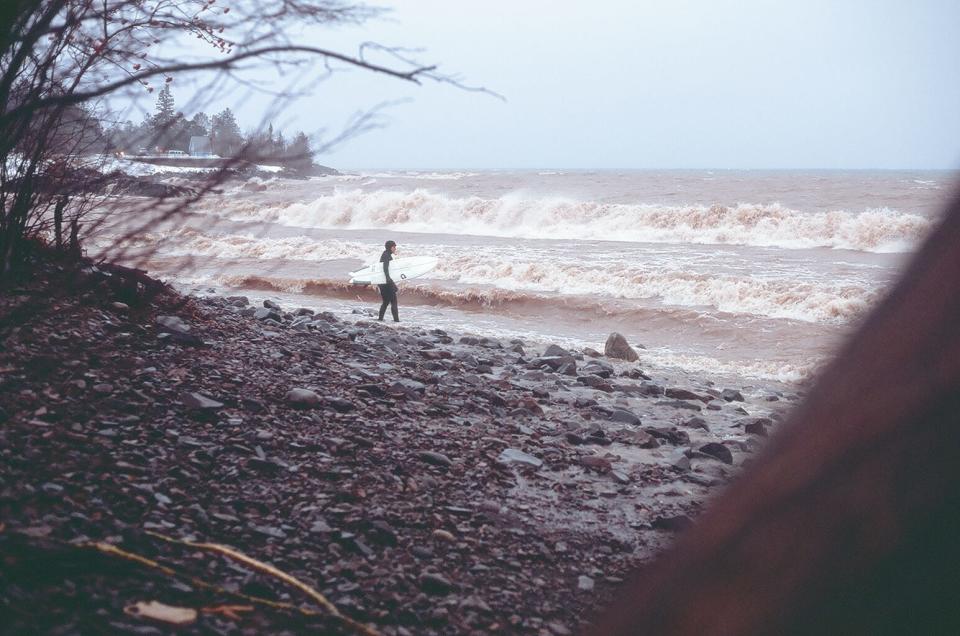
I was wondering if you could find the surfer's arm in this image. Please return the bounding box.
[383,259,394,285]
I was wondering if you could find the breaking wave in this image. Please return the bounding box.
[215,189,932,252]
[123,229,876,324]
[201,274,822,382]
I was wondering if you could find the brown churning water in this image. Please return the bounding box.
[92,169,959,385]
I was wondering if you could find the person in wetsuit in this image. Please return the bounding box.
[378,240,399,322]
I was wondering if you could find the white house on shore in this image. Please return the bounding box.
[188,135,213,156]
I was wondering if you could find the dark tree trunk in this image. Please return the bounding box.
[53,196,67,251]
[68,218,80,257]
[590,193,960,636]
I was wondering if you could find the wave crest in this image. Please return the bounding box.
[217,189,932,252]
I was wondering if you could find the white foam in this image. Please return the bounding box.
[359,171,481,181]
[217,189,930,253]
[102,228,878,323]
[636,349,819,383]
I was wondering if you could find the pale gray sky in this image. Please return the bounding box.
[180,0,960,170]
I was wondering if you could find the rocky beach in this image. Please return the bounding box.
[0,253,796,635]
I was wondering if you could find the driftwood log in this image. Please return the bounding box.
[589,193,960,635]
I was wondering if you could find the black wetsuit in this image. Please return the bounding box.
[377,249,399,322]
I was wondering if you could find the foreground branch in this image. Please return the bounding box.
[1,44,434,127]
[83,539,380,636]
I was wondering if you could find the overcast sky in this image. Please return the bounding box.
[183,0,960,170]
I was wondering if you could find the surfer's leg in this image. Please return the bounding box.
[390,297,399,322]
[377,284,390,320]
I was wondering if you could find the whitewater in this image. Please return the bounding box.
[92,169,957,384]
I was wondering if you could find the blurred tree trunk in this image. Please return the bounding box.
[590,195,960,635]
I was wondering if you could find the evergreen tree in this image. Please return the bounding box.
[210,108,243,157]
[151,85,175,126]
[190,112,210,136]
[285,131,314,172]
[148,84,179,150]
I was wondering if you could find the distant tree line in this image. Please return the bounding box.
[0,0,447,282]
[106,85,314,170]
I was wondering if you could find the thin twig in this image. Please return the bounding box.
[82,540,380,636]
[146,532,380,636]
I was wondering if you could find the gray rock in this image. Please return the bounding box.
[609,408,642,426]
[225,296,249,307]
[657,399,703,411]
[263,299,282,310]
[534,355,578,373]
[665,387,708,402]
[577,375,613,391]
[682,416,710,431]
[645,426,690,445]
[497,448,543,469]
[744,417,772,436]
[582,359,614,378]
[310,519,334,533]
[604,332,639,362]
[182,392,224,409]
[579,455,612,472]
[251,524,287,539]
[722,388,745,402]
[254,308,283,322]
[156,315,190,334]
[577,575,595,591]
[286,388,321,408]
[652,514,693,532]
[420,572,454,595]
[556,361,578,376]
[548,622,574,636]
[699,442,734,464]
[582,347,603,358]
[417,450,453,467]
[544,344,572,357]
[614,382,661,397]
[327,398,356,413]
[614,428,658,448]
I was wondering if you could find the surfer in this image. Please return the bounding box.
[378,240,399,322]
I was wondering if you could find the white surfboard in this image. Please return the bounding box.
[349,255,439,285]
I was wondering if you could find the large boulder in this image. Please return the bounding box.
[604,332,639,362]
[544,344,572,358]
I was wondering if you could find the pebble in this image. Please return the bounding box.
[432,529,456,542]
[0,257,782,635]
[285,387,320,408]
[417,450,454,467]
[420,572,454,595]
[181,391,223,409]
